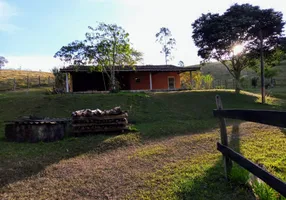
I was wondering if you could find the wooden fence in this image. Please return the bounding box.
[213,95,286,197]
[189,78,285,90]
[0,76,55,91]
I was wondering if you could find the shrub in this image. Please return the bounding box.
[230,165,250,185]
[251,77,259,88]
[52,67,65,90]
[203,74,214,89]
[193,71,204,89]
[252,180,278,200]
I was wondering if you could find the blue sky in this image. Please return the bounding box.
[0,0,285,72]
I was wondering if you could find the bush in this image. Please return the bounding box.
[230,165,250,185]
[251,77,259,88]
[203,74,214,89]
[52,67,65,90]
[193,72,204,89]
[252,180,279,200]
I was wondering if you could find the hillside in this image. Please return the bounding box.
[273,60,286,86]
[189,62,256,81]
[0,70,54,91]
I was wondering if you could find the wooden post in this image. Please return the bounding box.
[65,73,69,93]
[26,76,29,93]
[13,78,16,91]
[189,71,193,88]
[149,72,153,90]
[215,95,232,179]
[48,76,50,85]
[38,76,41,87]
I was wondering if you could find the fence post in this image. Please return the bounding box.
[215,95,232,179]
[48,76,50,85]
[26,75,29,93]
[38,76,41,87]
[13,78,16,91]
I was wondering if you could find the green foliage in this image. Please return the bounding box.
[250,48,283,79]
[54,22,143,91]
[278,37,286,54]
[156,27,176,65]
[230,165,250,185]
[193,71,204,89]
[178,60,184,67]
[252,180,278,200]
[0,56,8,69]
[52,67,65,89]
[192,3,285,93]
[203,74,214,89]
[251,77,259,88]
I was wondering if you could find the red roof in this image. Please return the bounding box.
[60,65,200,73]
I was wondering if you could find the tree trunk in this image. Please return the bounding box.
[234,72,241,94]
[111,69,116,91]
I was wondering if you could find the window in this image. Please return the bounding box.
[135,77,141,83]
[168,77,175,89]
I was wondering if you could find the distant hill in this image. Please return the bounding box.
[0,70,54,91]
[188,62,256,81]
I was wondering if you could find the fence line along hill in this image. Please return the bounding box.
[0,70,55,91]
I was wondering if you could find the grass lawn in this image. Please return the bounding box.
[0,89,285,199]
[0,70,54,91]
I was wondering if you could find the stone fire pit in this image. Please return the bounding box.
[5,117,70,143]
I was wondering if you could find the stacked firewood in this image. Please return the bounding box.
[71,107,128,134]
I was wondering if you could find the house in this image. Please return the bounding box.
[60,65,200,92]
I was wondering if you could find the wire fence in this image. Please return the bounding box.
[188,78,286,90]
[0,76,55,91]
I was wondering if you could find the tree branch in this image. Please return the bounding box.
[217,57,236,78]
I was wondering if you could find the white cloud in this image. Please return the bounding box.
[5,56,64,72]
[0,0,19,32]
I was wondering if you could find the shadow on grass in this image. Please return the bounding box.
[177,123,256,200]
[0,90,282,191]
[0,132,140,189]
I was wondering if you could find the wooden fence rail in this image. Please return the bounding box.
[214,95,286,197]
[217,143,286,197]
[213,109,286,128]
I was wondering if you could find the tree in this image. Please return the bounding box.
[156,27,176,65]
[178,60,184,67]
[0,56,8,69]
[52,67,65,89]
[55,23,143,91]
[278,37,286,55]
[250,48,283,83]
[192,4,284,93]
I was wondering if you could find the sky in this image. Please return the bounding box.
[0,0,285,72]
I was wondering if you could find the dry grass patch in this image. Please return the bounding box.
[0,70,53,91]
[2,123,282,200]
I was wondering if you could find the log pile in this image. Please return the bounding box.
[71,107,128,135]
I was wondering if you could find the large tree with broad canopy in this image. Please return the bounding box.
[192,4,285,93]
[55,23,143,91]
